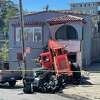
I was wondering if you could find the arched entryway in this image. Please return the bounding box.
[55,25,78,40]
[55,25,78,63]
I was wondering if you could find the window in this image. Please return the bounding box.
[42,56,50,62]
[72,4,75,7]
[92,3,94,7]
[88,3,90,7]
[90,10,92,14]
[80,4,82,7]
[33,27,42,42]
[16,27,21,42]
[68,53,76,63]
[98,22,100,33]
[84,4,86,7]
[24,28,33,41]
[16,27,33,42]
[55,25,78,40]
[58,49,63,55]
[16,27,42,42]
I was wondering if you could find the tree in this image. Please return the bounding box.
[0,0,19,62]
[0,40,8,62]
[0,0,19,32]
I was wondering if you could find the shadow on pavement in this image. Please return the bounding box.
[80,76,93,85]
[57,76,93,100]
[0,84,23,89]
[83,63,100,72]
[58,93,92,100]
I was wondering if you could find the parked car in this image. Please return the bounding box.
[0,61,22,87]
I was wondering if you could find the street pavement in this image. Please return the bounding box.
[0,84,73,100]
[63,66,100,100]
[0,64,100,100]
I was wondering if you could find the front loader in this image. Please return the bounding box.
[23,39,81,93]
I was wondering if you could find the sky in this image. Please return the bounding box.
[12,0,100,12]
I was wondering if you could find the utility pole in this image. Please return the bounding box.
[19,0,26,78]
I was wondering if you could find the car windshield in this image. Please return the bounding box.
[34,68,48,77]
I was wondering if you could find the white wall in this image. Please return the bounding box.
[82,16,92,66]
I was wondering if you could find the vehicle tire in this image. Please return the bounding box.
[8,81,16,87]
[23,80,34,94]
[40,85,47,93]
[71,63,81,85]
[33,86,38,92]
[48,76,59,93]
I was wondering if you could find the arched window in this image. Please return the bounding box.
[55,25,78,40]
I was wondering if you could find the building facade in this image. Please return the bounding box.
[70,2,100,15]
[70,2,100,63]
[8,10,94,70]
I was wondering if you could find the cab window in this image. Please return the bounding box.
[58,48,63,55]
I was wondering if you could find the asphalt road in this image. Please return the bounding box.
[0,85,73,100]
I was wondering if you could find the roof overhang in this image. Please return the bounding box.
[47,15,84,25]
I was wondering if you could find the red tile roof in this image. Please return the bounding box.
[51,10,85,15]
[47,15,83,25]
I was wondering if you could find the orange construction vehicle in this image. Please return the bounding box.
[23,39,81,93]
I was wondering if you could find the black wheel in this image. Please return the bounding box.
[8,81,16,87]
[23,80,34,94]
[48,75,59,93]
[40,85,47,93]
[33,86,38,92]
[71,63,81,85]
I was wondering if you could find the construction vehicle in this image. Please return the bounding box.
[23,39,81,93]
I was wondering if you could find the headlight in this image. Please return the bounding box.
[46,58,49,61]
[33,72,37,77]
[0,70,2,73]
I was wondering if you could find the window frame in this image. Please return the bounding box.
[15,26,42,43]
[33,26,42,42]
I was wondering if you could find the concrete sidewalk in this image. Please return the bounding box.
[63,65,100,100]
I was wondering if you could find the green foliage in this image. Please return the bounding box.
[0,40,8,62]
[0,0,19,32]
[0,0,19,61]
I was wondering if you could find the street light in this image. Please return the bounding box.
[19,0,27,78]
